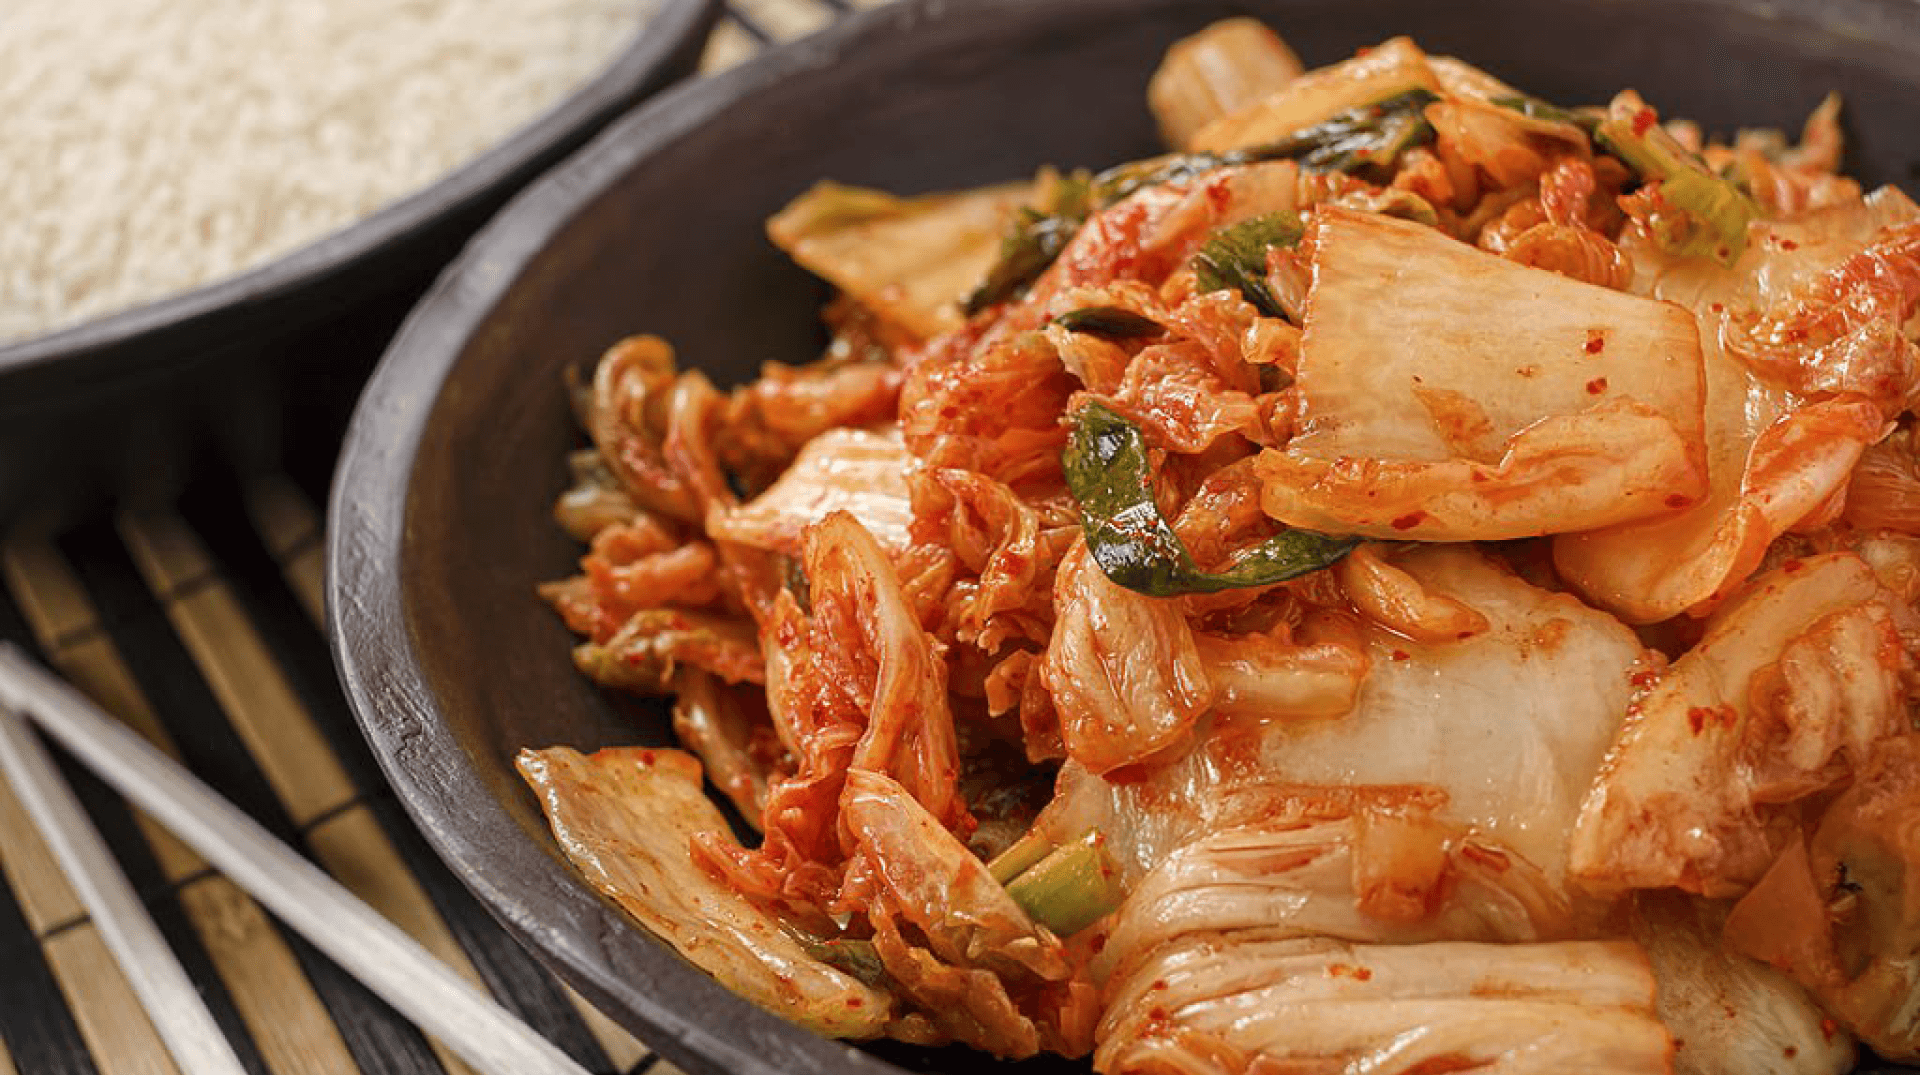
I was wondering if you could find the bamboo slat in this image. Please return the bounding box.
[118,512,358,826]
[242,477,327,628]
[173,875,366,1075]
[0,774,84,932]
[41,925,184,1075]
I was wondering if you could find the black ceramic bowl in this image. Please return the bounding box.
[0,0,716,531]
[328,1,1920,1072]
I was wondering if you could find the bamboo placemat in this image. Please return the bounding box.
[0,2,881,1072]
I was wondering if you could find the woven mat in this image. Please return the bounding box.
[0,2,882,1072]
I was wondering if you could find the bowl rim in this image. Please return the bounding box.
[326,0,1920,1071]
[0,0,719,383]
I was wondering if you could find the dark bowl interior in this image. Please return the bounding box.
[0,0,717,532]
[329,0,1920,1072]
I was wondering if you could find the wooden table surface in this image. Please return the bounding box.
[0,2,882,1072]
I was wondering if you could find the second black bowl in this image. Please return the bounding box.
[0,0,718,530]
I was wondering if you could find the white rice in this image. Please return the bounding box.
[0,0,657,343]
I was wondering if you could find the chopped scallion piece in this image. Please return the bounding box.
[966,89,1439,314]
[1053,306,1166,339]
[1595,107,1757,264]
[1064,402,1357,596]
[1004,832,1124,937]
[1190,210,1304,317]
[1490,94,1600,133]
[987,827,1058,886]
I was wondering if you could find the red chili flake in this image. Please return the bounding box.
[1716,245,1731,260]
[1391,511,1426,530]
[1822,1019,1839,1042]
[1632,107,1658,136]
[1783,558,1805,574]
[846,998,864,1009]
[1709,302,1725,313]
[637,749,656,764]
[1390,650,1411,662]
[1585,377,1609,395]
[1149,978,1166,991]
[1090,934,1108,955]
[1779,238,1800,251]
[1469,471,1489,483]
[1584,330,1606,354]
[1457,630,1476,640]
[1630,670,1659,689]
[1354,967,1374,981]
[1785,1047,1798,1060]
[1665,493,1693,510]
[1328,963,1356,978]
[1687,707,1710,734]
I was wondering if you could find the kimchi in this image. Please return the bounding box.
[520,19,1920,1074]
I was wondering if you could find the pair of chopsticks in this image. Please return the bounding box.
[0,643,595,1075]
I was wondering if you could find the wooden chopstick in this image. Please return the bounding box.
[0,643,595,1075]
[0,701,250,1075]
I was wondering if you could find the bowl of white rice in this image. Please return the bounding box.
[0,0,718,524]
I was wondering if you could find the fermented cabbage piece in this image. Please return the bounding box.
[804,511,967,830]
[1426,55,1522,101]
[1024,546,1650,888]
[1038,538,1214,774]
[1721,221,1920,416]
[1569,553,1919,898]
[908,465,1078,652]
[1091,812,1664,1075]
[1629,891,1856,1075]
[845,770,1070,977]
[1726,735,1920,1062]
[1148,18,1303,151]
[516,746,893,1038]
[569,606,764,692]
[669,668,774,827]
[1098,935,1670,1075]
[706,427,916,556]
[1257,206,1707,541]
[1190,37,1440,155]
[1094,814,1569,979]
[1242,546,1651,883]
[1556,193,1918,622]
[1193,625,1369,723]
[766,179,1033,341]
[698,513,969,912]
